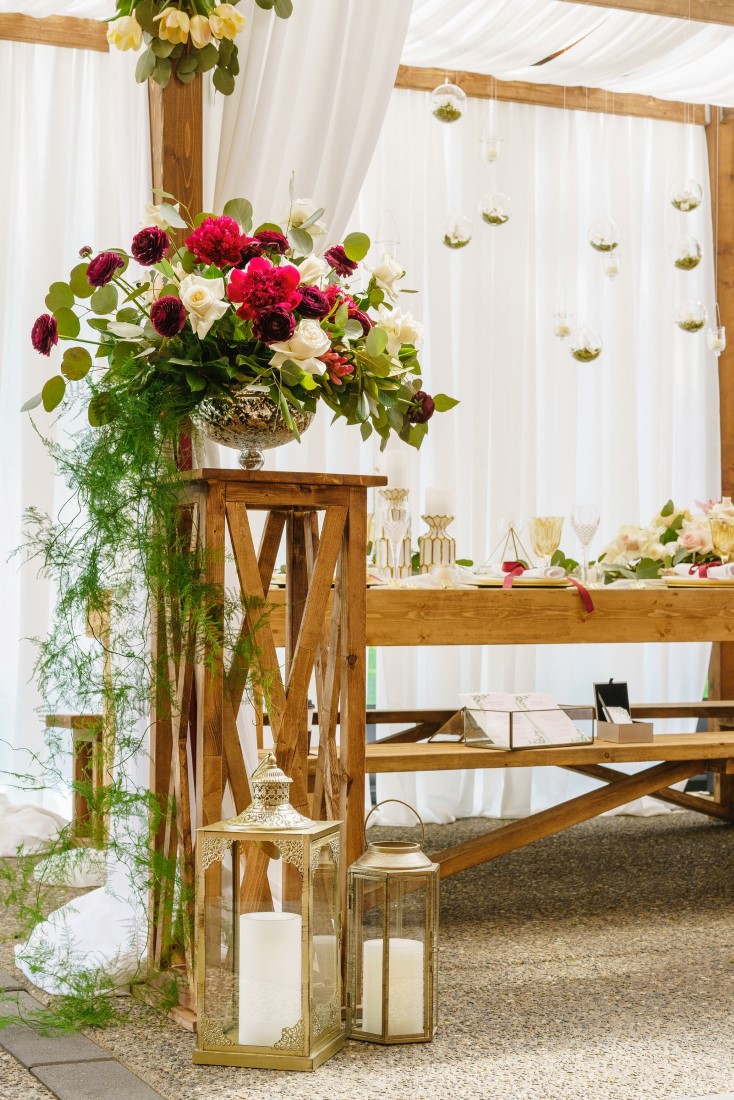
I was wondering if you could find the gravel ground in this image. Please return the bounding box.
[2,812,733,1100]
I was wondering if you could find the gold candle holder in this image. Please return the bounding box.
[418,514,456,572]
[375,488,412,579]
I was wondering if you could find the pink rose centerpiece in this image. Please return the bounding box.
[25,192,456,464]
[598,498,720,582]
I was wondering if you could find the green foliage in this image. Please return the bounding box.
[550,548,579,575]
[343,232,370,262]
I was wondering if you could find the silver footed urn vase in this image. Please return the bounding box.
[195,388,315,470]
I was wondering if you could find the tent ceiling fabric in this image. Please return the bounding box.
[403,0,734,107]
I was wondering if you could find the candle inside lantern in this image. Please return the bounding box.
[238,912,302,1046]
[425,486,453,517]
[362,938,425,1035]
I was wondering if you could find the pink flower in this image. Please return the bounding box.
[679,521,713,554]
[319,350,354,385]
[323,284,355,312]
[31,313,58,356]
[87,251,124,287]
[186,216,247,267]
[226,256,302,320]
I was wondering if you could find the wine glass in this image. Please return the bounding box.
[710,516,734,564]
[571,504,600,585]
[383,502,411,583]
[529,516,564,569]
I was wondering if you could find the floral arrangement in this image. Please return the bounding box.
[597,498,730,582]
[26,187,455,450]
[107,0,289,94]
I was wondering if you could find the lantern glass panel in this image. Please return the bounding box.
[310,840,340,1043]
[201,841,237,1045]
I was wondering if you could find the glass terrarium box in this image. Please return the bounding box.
[431,692,595,750]
[193,754,343,1071]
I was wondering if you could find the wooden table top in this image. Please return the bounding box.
[265,585,734,646]
[365,732,734,771]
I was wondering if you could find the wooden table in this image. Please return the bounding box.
[265,586,734,875]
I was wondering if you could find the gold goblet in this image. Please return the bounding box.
[530,515,564,568]
[710,516,734,563]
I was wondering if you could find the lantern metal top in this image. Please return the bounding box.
[352,801,438,873]
[222,752,312,831]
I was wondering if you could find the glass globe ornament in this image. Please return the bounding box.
[588,217,620,253]
[441,215,473,250]
[671,234,702,271]
[569,325,602,363]
[431,81,466,123]
[675,300,708,333]
[706,325,727,355]
[480,136,503,163]
[670,178,703,213]
[480,192,512,226]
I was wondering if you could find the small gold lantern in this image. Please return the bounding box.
[193,753,343,1071]
[346,800,439,1045]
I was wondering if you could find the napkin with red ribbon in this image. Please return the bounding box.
[501,561,595,612]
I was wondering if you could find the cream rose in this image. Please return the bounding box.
[179,274,229,338]
[370,253,404,301]
[269,319,331,376]
[107,15,142,50]
[297,254,330,286]
[679,520,714,554]
[287,198,327,238]
[377,306,424,357]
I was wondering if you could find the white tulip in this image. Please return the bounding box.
[297,254,330,286]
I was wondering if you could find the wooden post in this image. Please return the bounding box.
[148,75,203,231]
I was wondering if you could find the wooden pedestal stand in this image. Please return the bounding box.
[148,469,384,1020]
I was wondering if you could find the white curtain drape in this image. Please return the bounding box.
[403,0,734,108]
[0,40,150,788]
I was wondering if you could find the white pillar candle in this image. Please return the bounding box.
[382,448,410,489]
[362,938,424,1036]
[238,912,302,1046]
[425,486,453,517]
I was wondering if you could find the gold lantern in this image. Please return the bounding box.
[193,753,343,1071]
[346,801,439,1045]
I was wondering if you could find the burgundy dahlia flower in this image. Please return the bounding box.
[324,245,358,277]
[226,257,302,320]
[151,295,187,338]
[253,305,296,343]
[87,251,125,288]
[186,216,247,267]
[31,313,58,356]
[255,229,290,256]
[408,391,435,424]
[297,285,331,320]
[131,226,170,266]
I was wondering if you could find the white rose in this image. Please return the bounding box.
[270,319,331,376]
[179,274,229,338]
[287,197,328,238]
[377,306,424,356]
[370,252,404,301]
[142,201,180,231]
[297,254,330,286]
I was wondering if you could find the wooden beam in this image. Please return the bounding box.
[707,108,734,494]
[0,14,108,52]
[395,65,706,125]
[564,762,734,820]
[148,74,203,241]
[562,0,734,27]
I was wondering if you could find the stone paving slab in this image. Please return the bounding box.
[0,990,111,1070]
[0,969,24,991]
[32,1060,166,1100]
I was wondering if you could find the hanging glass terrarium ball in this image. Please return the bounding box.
[671,234,703,271]
[588,218,620,253]
[706,325,727,355]
[569,325,602,363]
[480,192,512,226]
[480,136,503,163]
[675,300,708,333]
[670,178,703,213]
[431,81,466,123]
[442,215,472,250]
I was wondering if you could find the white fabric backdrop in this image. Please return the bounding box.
[403,0,734,108]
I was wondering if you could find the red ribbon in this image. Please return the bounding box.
[689,560,722,578]
[500,560,595,612]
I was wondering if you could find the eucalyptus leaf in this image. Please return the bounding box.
[135,48,156,83]
[61,347,92,381]
[91,285,118,315]
[433,393,460,412]
[299,207,326,230]
[288,227,312,256]
[69,264,94,299]
[365,327,388,357]
[158,202,187,229]
[116,307,140,323]
[343,231,370,262]
[360,421,373,442]
[88,392,116,427]
[185,371,206,391]
[196,43,219,72]
[255,0,275,8]
[88,318,109,332]
[660,499,675,517]
[42,375,66,412]
[20,393,43,413]
[274,0,293,15]
[223,198,253,232]
[53,308,81,339]
[176,52,198,74]
[45,282,74,311]
[134,0,157,32]
[153,57,172,89]
[151,37,175,58]
[217,37,233,65]
[213,65,235,96]
[176,68,196,84]
[343,319,363,341]
[108,322,145,339]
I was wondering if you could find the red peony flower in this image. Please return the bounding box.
[324,245,358,277]
[298,285,331,320]
[348,307,373,335]
[151,295,187,337]
[31,313,58,356]
[253,305,296,343]
[226,256,302,320]
[255,229,290,256]
[409,390,435,424]
[131,226,170,266]
[186,216,248,267]
[320,350,354,386]
[87,251,125,287]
